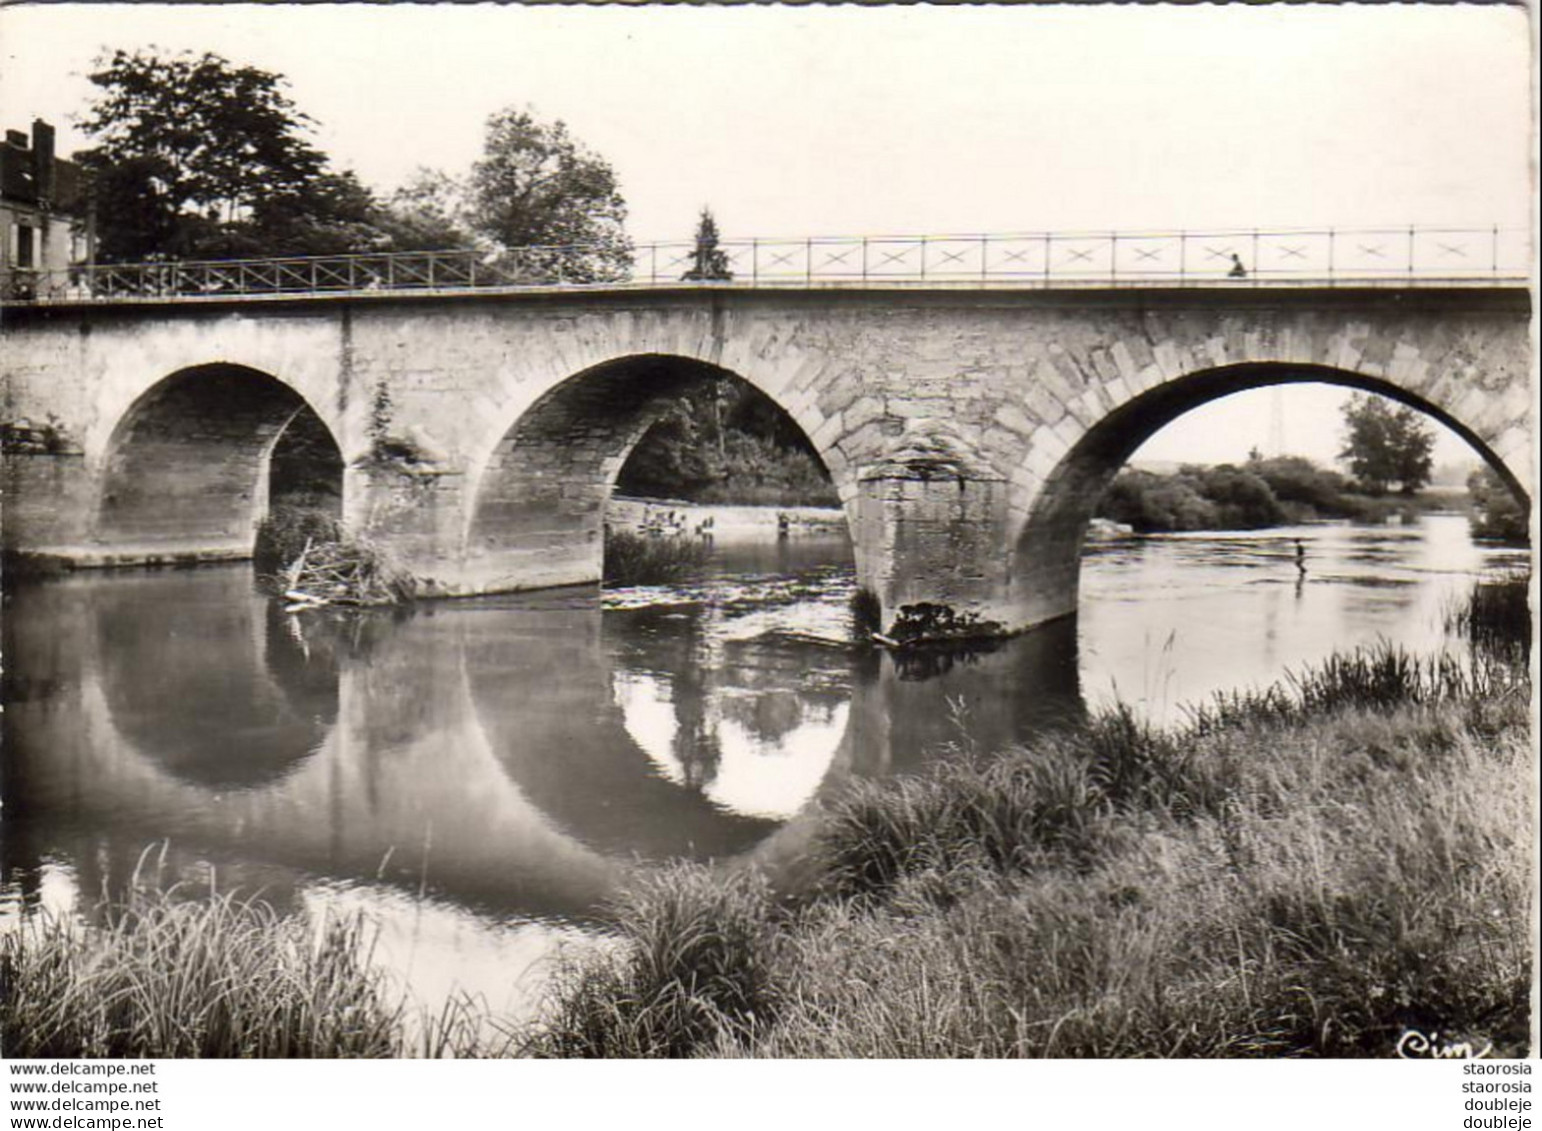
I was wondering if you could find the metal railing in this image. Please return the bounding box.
[2,225,1530,304]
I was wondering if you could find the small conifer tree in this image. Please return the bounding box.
[682,207,733,281]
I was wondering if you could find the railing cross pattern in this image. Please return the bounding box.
[3,224,1523,303]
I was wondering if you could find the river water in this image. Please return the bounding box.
[0,512,1526,1026]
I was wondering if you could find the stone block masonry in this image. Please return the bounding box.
[2,284,1530,635]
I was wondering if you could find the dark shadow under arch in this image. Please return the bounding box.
[1012,362,1530,624]
[465,354,847,590]
[97,364,341,556]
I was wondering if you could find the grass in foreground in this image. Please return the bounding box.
[524,641,1533,1059]
[3,635,1529,1058]
[0,889,501,1058]
[2,891,400,1058]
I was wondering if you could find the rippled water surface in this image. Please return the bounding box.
[2,514,1525,1020]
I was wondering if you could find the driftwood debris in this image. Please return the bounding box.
[275,537,412,612]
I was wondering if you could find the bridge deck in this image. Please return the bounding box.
[2,225,1529,306]
[5,275,1532,311]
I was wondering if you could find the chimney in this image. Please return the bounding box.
[32,120,55,206]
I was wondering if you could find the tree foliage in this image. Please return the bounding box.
[1467,465,1529,545]
[617,381,836,507]
[372,168,475,252]
[78,57,636,273]
[78,49,347,260]
[1338,394,1436,496]
[1098,465,1285,533]
[466,107,631,282]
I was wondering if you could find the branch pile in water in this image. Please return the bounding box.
[277,537,415,611]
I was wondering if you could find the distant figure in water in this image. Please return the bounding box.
[1228,253,1248,279]
[1294,538,1307,576]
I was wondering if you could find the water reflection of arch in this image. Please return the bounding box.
[4,572,623,921]
[1013,362,1532,622]
[737,614,1084,884]
[92,567,336,789]
[463,594,794,860]
[605,606,853,814]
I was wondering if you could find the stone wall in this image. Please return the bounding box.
[2,284,1530,632]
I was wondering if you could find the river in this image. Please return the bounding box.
[0,512,1526,1027]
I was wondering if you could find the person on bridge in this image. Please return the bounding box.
[1228,253,1248,279]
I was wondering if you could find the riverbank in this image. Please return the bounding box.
[527,640,1532,1058]
[4,613,1529,1057]
[1098,459,1477,535]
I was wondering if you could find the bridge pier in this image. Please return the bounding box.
[851,423,1032,640]
[2,284,1530,621]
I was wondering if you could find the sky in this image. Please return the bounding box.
[1,3,1532,468]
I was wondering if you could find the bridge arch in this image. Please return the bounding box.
[96,363,342,560]
[462,353,848,592]
[1008,361,1531,627]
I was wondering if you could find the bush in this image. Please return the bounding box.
[1468,466,1529,545]
[1191,464,1286,528]
[524,643,1530,1058]
[1249,455,1353,517]
[528,866,777,1058]
[603,528,712,586]
[254,506,342,574]
[1095,456,1440,532]
[255,506,414,607]
[1098,470,1219,532]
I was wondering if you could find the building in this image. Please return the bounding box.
[2,120,90,299]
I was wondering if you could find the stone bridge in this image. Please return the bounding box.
[1,282,1531,635]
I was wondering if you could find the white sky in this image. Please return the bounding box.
[1,3,1531,468]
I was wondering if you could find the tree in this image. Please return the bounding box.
[616,380,836,506]
[371,168,475,252]
[681,208,733,281]
[77,49,338,260]
[1468,465,1529,545]
[466,107,632,282]
[1338,393,1435,496]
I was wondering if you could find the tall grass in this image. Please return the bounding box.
[5,631,1528,1058]
[1444,572,1531,665]
[602,528,712,587]
[0,890,402,1058]
[527,641,1532,1058]
[0,887,503,1059]
[253,505,343,575]
[526,868,776,1058]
